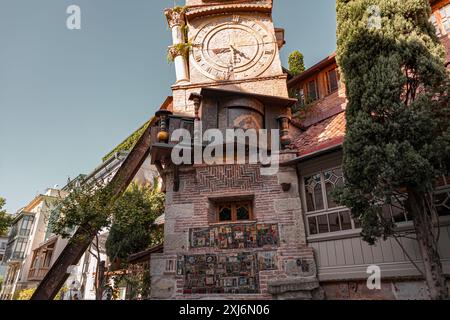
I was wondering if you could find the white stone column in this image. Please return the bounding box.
[165,8,189,84]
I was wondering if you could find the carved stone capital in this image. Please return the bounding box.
[164,8,186,28]
[168,46,186,62]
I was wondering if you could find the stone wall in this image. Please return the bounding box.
[150,164,320,299]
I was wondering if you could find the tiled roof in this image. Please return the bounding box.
[289,111,346,156]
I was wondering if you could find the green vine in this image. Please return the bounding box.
[102,121,150,162]
[172,6,186,14]
[289,88,318,119]
[167,41,192,63]
[181,24,189,41]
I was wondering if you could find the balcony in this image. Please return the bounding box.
[28,267,50,281]
[3,246,26,262]
[150,113,195,165]
[27,239,56,281]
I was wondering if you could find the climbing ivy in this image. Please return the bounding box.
[102,121,150,162]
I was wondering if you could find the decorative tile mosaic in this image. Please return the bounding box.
[178,251,278,294]
[190,223,279,249]
[257,251,278,271]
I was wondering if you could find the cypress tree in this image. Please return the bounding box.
[288,50,306,76]
[336,0,450,299]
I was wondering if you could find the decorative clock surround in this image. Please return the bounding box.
[191,14,277,81]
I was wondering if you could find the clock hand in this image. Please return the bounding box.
[212,47,231,54]
[229,45,250,61]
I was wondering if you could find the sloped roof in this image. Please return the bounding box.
[289,111,346,157]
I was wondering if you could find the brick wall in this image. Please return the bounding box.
[151,163,318,300]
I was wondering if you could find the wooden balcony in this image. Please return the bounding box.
[150,114,195,165]
[28,267,49,281]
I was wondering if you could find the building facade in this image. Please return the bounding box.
[284,0,450,299]
[143,0,450,300]
[149,0,323,300]
[0,149,157,300]
[0,234,8,279]
[0,188,63,300]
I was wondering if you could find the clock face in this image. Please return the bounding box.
[191,15,277,81]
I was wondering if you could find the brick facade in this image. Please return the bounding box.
[151,164,319,299]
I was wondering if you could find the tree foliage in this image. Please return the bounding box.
[106,182,164,261]
[51,181,114,242]
[0,197,13,237]
[335,0,449,299]
[15,287,36,300]
[15,286,67,300]
[288,50,306,76]
[102,121,150,162]
[335,0,449,243]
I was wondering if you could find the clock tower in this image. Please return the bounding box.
[165,0,289,115]
[149,0,323,300]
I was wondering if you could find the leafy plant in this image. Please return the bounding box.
[102,121,151,162]
[15,286,67,300]
[167,42,193,62]
[50,181,114,243]
[0,197,13,237]
[335,0,449,299]
[106,181,164,262]
[15,288,36,300]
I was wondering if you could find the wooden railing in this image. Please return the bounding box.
[28,267,50,280]
[150,115,195,147]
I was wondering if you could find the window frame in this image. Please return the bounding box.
[326,68,340,95]
[306,78,319,103]
[216,201,253,223]
[301,166,359,237]
[440,5,450,34]
[19,215,34,237]
[434,175,450,217]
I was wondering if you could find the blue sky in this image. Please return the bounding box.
[0,0,336,213]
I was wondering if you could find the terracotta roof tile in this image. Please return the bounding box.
[289,111,346,156]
